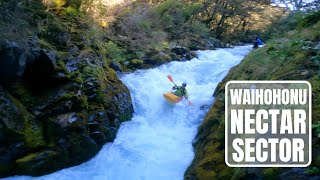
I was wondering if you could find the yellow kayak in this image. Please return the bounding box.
[163,92,182,104]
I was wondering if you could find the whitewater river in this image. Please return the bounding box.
[4,45,252,180]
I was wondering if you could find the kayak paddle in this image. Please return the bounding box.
[167,74,192,105]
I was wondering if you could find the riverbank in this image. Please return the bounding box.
[185,13,320,179]
[3,45,253,180]
[0,0,295,177]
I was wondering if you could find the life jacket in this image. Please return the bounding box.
[174,86,188,98]
[257,38,264,45]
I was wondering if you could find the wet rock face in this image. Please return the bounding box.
[0,40,27,82]
[171,46,189,55]
[110,61,122,72]
[24,49,57,80]
[0,40,134,177]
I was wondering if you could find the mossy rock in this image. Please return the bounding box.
[0,89,45,148]
[190,51,198,59]
[304,167,320,176]
[186,20,320,179]
[261,168,283,179]
[169,53,180,61]
[0,0,136,177]
[129,59,144,68]
[147,53,172,65]
[15,150,62,176]
[67,134,99,164]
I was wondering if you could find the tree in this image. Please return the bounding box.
[201,0,274,38]
[272,0,316,12]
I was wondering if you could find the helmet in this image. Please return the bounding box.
[182,82,187,87]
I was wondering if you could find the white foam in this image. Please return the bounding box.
[4,45,252,180]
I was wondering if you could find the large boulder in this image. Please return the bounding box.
[0,40,27,82]
[23,49,57,81]
[110,61,122,72]
[0,86,45,177]
[144,52,172,66]
[0,41,134,177]
[171,46,189,55]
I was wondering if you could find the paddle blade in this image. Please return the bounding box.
[167,74,173,82]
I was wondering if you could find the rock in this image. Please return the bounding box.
[225,43,234,48]
[56,112,78,127]
[169,53,179,60]
[129,59,144,69]
[24,49,57,79]
[190,51,198,59]
[123,61,130,66]
[0,87,47,177]
[0,40,134,178]
[104,126,118,141]
[69,46,79,56]
[145,52,172,65]
[110,61,122,72]
[15,151,61,176]
[300,70,309,75]
[0,40,27,82]
[279,167,320,180]
[310,56,320,65]
[186,53,193,60]
[206,38,222,49]
[90,131,107,145]
[0,87,43,145]
[145,48,159,57]
[65,58,78,73]
[67,135,99,164]
[171,46,189,55]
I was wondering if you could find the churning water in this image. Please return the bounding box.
[5,45,252,180]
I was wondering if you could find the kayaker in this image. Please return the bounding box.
[252,35,264,49]
[172,82,188,99]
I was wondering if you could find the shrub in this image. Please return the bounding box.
[304,167,320,175]
[297,10,320,29]
[105,41,125,62]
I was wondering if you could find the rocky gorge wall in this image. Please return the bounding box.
[0,38,134,177]
[0,0,136,176]
[0,0,202,177]
[185,17,320,179]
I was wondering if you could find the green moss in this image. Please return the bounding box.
[73,75,84,84]
[10,82,35,106]
[194,167,217,180]
[297,11,320,29]
[38,39,56,50]
[9,94,45,148]
[16,153,39,163]
[190,51,198,58]
[15,150,61,175]
[149,53,172,65]
[24,126,45,148]
[312,155,320,167]
[96,91,106,104]
[76,94,88,110]
[304,167,320,176]
[66,71,83,84]
[56,59,67,72]
[186,19,320,180]
[262,168,283,179]
[59,92,76,101]
[61,6,79,18]
[131,59,144,65]
[82,66,94,77]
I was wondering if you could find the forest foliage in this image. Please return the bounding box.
[0,0,319,66]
